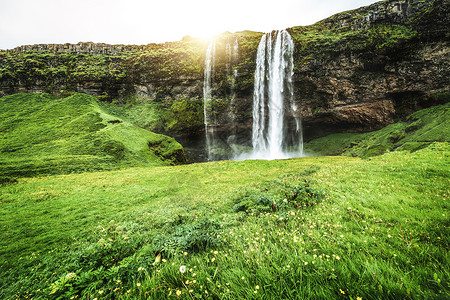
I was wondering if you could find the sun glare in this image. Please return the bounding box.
[182,21,228,42]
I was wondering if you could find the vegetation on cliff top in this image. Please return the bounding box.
[1,0,443,100]
[289,0,443,70]
[0,93,186,178]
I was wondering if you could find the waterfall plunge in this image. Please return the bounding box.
[202,31,302,162]
[244,30,304,160]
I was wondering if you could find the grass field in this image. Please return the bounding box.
[0,94,449,299]
[1,143,448,299]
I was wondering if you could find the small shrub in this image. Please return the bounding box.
[388,130,406,143]
[231,175,325,214]
[102,140,126,160]
[232,191,274,213]
[152,218,222,256]
[363,144,388,157]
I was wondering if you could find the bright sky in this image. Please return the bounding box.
[0,0,379,50]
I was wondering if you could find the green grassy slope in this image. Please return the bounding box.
[0,143,448,299]
[0,93,186,178]
[304,102,450,157]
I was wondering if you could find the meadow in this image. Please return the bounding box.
[1,143,448,299]
[1,93,449,299]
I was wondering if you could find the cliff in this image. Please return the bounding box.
[289,0,450,139]
[0,0,449,158]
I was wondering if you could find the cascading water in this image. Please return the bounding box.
[203,40,216,161]
[233,38,239,63]
[245,29,303,160]
[227,37,239,93]
[232,38,239,91]
[202,32,300,162]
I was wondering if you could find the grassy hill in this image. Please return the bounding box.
[0,93,186,178]
[304,102,450,157]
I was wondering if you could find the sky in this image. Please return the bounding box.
[0,0,380,50]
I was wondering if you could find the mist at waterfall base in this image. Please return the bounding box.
[203,30,304,162]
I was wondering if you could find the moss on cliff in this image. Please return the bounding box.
[289,0,444,69]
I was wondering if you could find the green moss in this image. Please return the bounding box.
[304,132,367,156]
[395,142,431,152]
[387,130,406,143]
[290,22,418,69]
[405,119,424,132]
[167,97,204,133]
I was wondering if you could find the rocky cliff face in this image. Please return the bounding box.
[1,0,449,158]
[288,0,450,139]
[292,39,450,139]
[224,0,449,142]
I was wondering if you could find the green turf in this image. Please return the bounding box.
[0,93,186,178]
[304,102,450,158]
[0,143,448,299]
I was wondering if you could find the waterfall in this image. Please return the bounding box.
[246,29,303,160]
[202,32,301,162]
[203,40,216,161]
[252,34,268,154]
[232,38,239,88]
[233,37,239,63]
[226,39,232,76]
[227,37,239,92]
